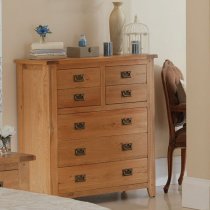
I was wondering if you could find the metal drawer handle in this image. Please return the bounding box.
[122,168,133,177]
[73,74,84,82]
[121,90,132,98]
[74,94,85,101]
[121,71,131,79]
[74,122,86,130]
[122,143,133,151]
[75,148,86,156]
[121,118,132,126]
[75,174,86,183]
[0,181,3,187]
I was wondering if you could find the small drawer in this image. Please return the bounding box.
[58,133,148,167]
[57,68,101,89]
[0,170,19,189]
[106,65,146,85]
[58,158,148,195]
[58,108,147,140]
[106,84,147,105]
[57,87,101,108]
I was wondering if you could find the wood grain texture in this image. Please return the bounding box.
[106,84,147,105]
[0,170,19,189]
[16,55,156,197]
[57,68,101,89]
[57,108,147,140]
[58,158,148,194]
[58,133,147,167]
[105,64,146,85]
[146,59,156,197]
[57,87,101,108]
[20,64,51,194]
[0,153,35,190]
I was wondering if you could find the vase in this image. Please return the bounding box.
[39,36,46,44]
[109,2,125,55]
[0,137,11,155]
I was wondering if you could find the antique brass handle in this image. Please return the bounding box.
[121,90,132,98]
[73,74,84,82]
[74,122,86,130]
[121,71,131,79]
[122,143,133,151]
[75,148,86,156]
[0,181,3,187]
[122,168,133,177]
[121,118,132,126]
[75,174,86,183]
[74,94,85,101]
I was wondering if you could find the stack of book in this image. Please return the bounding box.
[29,42,66,59]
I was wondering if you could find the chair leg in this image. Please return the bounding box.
[163,146,174,193]
[178,148,186,185]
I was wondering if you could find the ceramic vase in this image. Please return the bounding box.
[109,2,125,55]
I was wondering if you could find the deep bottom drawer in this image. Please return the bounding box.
[58,158,148,194]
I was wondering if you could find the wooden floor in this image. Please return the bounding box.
[78,185,193,210]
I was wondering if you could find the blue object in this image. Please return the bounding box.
[131,41,141,54]
[104,42,113,56]
[79,34,87,47]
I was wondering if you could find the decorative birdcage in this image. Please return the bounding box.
[123,15,150,54]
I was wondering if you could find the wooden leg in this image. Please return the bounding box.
[121,191,127,199]
[178,148,186,185]
[163,146,174,193]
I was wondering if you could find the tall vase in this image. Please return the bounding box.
[109,2,125,55]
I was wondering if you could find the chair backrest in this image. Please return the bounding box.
[161,60,185,139]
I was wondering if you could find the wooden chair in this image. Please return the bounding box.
[161,60,186,193]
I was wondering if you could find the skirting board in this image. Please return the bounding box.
[182,177,210,210]
[156,156,181,186]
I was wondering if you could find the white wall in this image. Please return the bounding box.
[2,0,130,151]
[3,0,186,158]
[131,0,186,157]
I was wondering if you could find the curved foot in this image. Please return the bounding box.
[121,191,127,200]
[163,184,169,193]
[178,177,183,185]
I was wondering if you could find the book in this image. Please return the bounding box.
[30,49,66,55]
[31,42,64,50]
[29,54,67,60]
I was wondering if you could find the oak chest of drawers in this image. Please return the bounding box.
[16,55,156,197]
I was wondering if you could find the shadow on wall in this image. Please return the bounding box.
[154,64,169,158]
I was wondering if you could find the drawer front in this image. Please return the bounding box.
[0,170,19,189]
[106,84,147,105]
[58,158,148,194]
[106,65,146,85]
[57,87,101,108]
[58,133,147,167]
[58,108,147,140]
[57,68,101,89]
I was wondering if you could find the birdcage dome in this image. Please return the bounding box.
[123,15,150,54]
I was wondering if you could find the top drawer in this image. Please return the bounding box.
[105,65,146,86]
[57,68,101,89]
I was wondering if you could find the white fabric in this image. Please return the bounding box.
[0,188,110,210]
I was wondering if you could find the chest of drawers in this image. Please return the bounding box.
[0,153,35,190]
[16,55,156,197]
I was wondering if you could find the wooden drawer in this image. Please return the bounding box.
[106,84,147,105]
[57,68,101,89]
[0,170,19,189]
[58,133,147,167]
[57,87,101,108]
[105,64,146,85]
[58,108,147,140]
[58,158,148,195]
